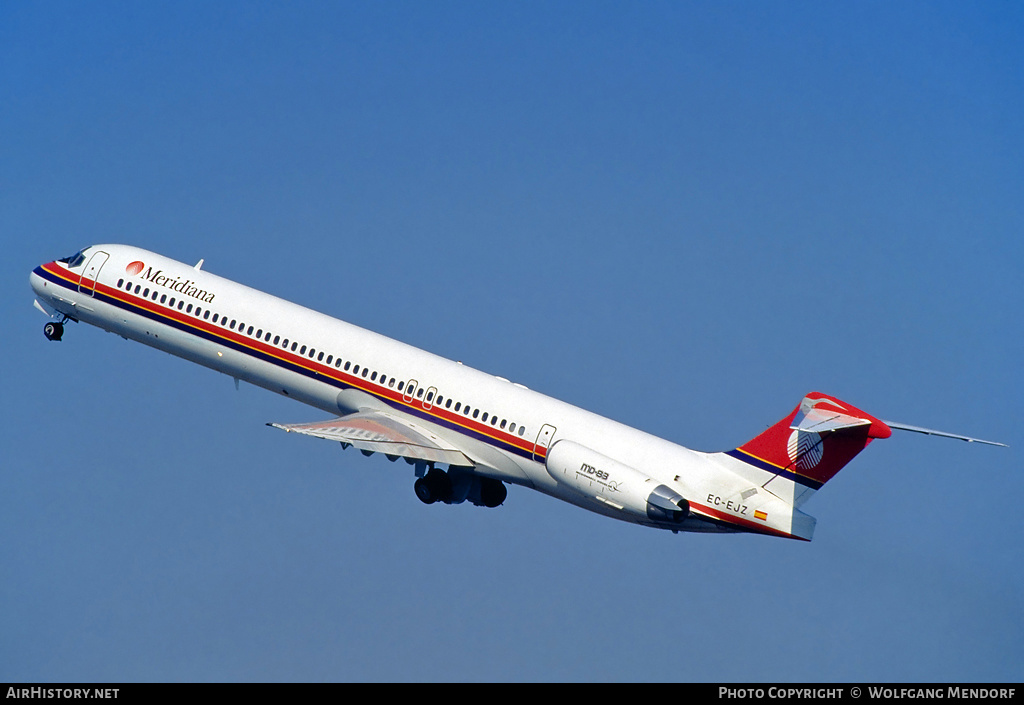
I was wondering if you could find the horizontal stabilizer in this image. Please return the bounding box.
[791,400,872,434]
[268,409,475,466]
[882,421,1007,447]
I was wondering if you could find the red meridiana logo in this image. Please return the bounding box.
[126,261,145,275]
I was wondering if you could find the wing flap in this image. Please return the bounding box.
[268,410,475,466]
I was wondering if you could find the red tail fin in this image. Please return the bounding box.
[729,393,892,491]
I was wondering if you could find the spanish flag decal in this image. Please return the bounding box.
[754,510,768,521]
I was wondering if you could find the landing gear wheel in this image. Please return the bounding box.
[414,477,436,504]
[414,468,452,505]
[44,321,64,341]
[479,478,507,508]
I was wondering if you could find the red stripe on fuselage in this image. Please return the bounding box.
[41,261,542,459]
[689,501,808,541]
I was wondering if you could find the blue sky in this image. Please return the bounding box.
[2,1,1021,682]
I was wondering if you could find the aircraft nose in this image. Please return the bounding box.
[30,263,56,301]
[30,266,45,295]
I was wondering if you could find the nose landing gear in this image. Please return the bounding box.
[43,321,65,341]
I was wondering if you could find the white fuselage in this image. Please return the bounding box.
[31,244,806,539]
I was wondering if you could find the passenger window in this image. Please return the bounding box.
[135,285,141,294]
[416,388,423,398]
[195,307,202,317]
[335,358,342,368]
[397,381,403,391]
[211,313,217,322]
[143,288,149,297]
[117,279,124,288]
[187,304,193,313]
[445,398,452,409]
[353,365,359,374]
[204,310,210,320]
[178,301,184,310]
[247,326,254,335]
[388,378,395,388]
[161,294,167,304]
[291,342,297,351]
[345,362,351,371]
[509,423,515,433]
[482,412,488,423]
[300,345,307,355]
[230,320,236,329]
[427,391,434,402]
[318,352,324,361]
[362,368,368,378]
[274,335,281,345]
[500,419,506,429]
[370,371,376,381]
[256,329,262,338]
[472,409,479,419]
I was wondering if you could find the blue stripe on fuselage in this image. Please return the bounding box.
[724,449,824,491]
[36,263,539,464]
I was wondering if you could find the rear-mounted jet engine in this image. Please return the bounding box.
[544,440,689,524]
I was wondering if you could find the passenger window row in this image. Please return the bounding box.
[115,277,528,439]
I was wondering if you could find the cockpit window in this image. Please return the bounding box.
[57,250,87,268]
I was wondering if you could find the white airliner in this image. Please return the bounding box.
[30,245,1005,541]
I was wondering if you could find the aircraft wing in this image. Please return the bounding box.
[267,409,475,467]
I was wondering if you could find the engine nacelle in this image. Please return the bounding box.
[544,440,689,524]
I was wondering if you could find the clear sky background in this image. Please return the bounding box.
[2,1,1021,683]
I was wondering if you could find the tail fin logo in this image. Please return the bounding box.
[787,429,824,470]
[785,397,840,470]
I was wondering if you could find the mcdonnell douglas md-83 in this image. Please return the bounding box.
[30,245,1005,541]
